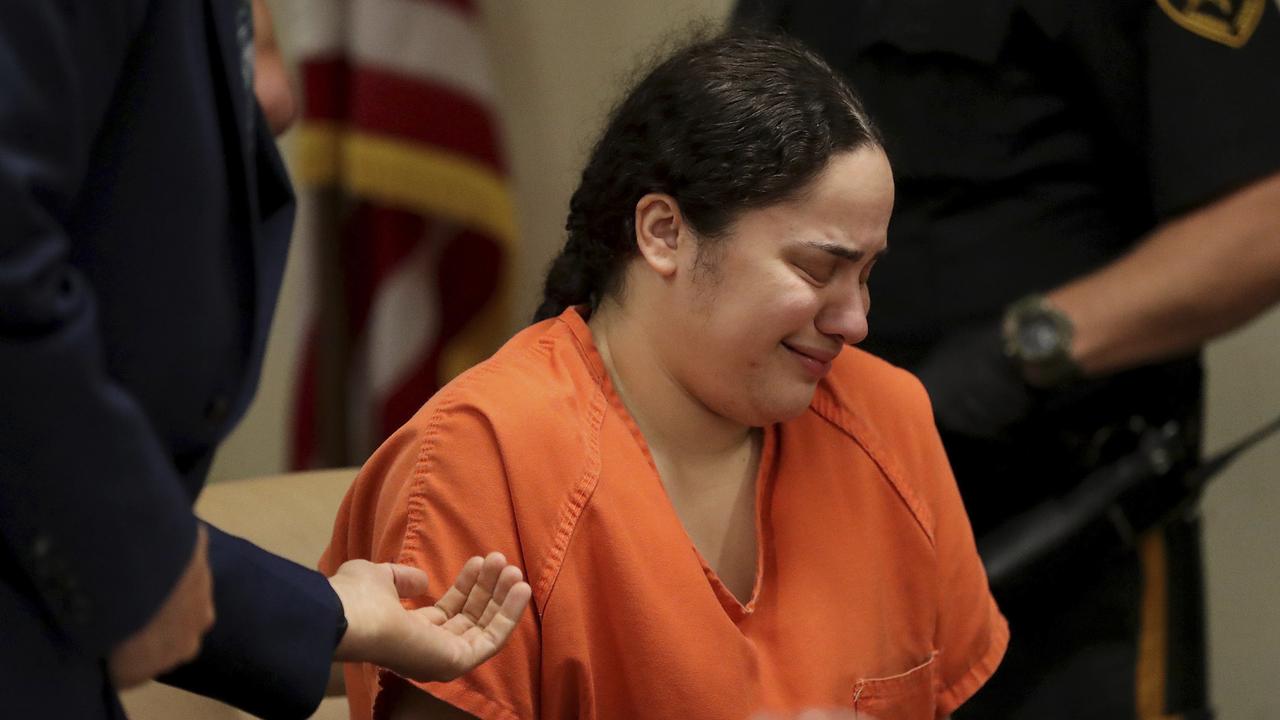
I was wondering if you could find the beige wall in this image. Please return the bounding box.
[476,0,739,319]
[214,2,1280,715]
[1201,307,1280,719]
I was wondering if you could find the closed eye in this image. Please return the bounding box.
[794,262,833,285]
[792,239,886,286]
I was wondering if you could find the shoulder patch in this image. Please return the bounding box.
[1156,0,1266,47]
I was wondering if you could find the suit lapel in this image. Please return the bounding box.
[203,0,298,396]
[205,0,256,181]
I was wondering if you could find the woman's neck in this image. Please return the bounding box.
[588,302,755,466]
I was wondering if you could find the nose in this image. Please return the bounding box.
[816,285,869,346]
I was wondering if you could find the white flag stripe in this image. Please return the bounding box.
[284,0,347,59]
[290,0,494,105]
[366,229,444,403]
[354,0,495,103]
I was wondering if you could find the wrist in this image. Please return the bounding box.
[1001,294,1082,388]
[333,589,349,652]
[328,574,369,664]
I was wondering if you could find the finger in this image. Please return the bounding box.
[477,565,523,627]
[433,556,484,617]
[461,580,532,665]
[496,580,532,625]
[389,564,430,598]
[459,551,506,622]
[194,523,210,554]
[441,555,516,635]
[475,581,532,651]
[414,603,449,625]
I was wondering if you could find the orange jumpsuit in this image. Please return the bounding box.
[322,307,1007,720]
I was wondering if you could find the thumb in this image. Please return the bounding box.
[388,563,430,598]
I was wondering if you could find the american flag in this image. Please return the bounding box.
[287,0,514,468]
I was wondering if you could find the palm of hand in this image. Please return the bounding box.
[396,553,532,681]
[332,552,532,684]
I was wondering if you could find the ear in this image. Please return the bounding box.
[633,193,687,278]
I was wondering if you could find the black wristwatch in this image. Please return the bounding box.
[1001,294,1081,388]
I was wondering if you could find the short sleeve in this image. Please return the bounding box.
[321,397,541,720]
[929,451,1010,713]
[1145,0,1280,216]
[903,378,1009,715]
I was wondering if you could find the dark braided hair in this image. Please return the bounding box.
[533,30,882,323]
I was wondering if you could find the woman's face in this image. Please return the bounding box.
[658,146,894,427]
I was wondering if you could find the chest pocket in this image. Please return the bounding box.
[851,652,938,720]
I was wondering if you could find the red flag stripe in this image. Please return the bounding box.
[301,59,506,172]
[298,55,348,121]
[290,328,322,470]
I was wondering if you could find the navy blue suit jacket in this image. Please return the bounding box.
[0,1,342,717]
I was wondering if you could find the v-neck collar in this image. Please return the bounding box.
[558,306,779,622]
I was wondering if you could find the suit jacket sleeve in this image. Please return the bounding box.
[0,0,205,657]
[1,3,347,716]
[160,527,344,720]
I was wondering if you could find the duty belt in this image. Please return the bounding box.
[980,410,1280,589]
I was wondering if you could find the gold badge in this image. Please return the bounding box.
[1156,0,1266,47]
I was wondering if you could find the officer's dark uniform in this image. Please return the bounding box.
[737,1,1280,717]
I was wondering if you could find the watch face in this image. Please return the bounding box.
[1017,315,1061,362]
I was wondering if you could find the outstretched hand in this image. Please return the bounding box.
[329,552,532,682]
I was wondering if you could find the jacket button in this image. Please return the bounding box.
[28,537,89,624]
[204,395,231,424]
[28,536,53,583]
[30,534,51,562]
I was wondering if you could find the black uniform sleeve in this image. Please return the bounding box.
[1145,0,1280,217]
[0,0,200,656]
[731,0,790,28]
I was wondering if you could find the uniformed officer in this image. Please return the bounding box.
[736,1,1280,717]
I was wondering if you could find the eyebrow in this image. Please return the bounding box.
[803,240,888,264]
